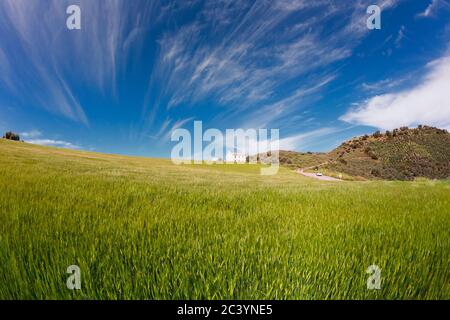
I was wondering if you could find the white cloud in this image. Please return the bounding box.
[19,130,43,140]
[21,130,81,149]
[26,139,81,149]
[224,127,341,155]
[341,53,450,130]
[276,127,341,151]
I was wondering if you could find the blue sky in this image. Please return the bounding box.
[0,0,449,157]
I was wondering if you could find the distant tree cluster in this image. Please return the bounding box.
[2,131,20,141]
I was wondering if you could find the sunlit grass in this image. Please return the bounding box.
[0,139,448,299]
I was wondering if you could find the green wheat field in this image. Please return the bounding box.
[0,139,448,300]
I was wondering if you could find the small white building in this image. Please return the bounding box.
[226,152,247,164]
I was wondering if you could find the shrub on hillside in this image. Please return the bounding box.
[373,130,382,138]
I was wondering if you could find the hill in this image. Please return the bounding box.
[0,138,448,299]
[278,126,450,181]
[278,150,328,169]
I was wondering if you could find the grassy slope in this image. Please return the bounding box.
[0,139,449,299]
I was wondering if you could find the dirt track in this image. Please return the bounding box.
[295,162,343,181]
[295,168,343,181]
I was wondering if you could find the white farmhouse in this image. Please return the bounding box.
[226,152,247,164]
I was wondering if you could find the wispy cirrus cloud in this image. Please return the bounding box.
[240,73,339,129]
[0,0,161,125]
[417,0,450,18]
[360,75,411,94]
[142,0,402,137]
[163,117,195,141]
[1,0,406,153]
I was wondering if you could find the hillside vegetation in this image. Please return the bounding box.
[0,139,449,299]
[329,126,450,180]
[278,150,328,169]
[279,126,450,181]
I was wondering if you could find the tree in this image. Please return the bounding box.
[3,131,20,141]
[372,130,382,138]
